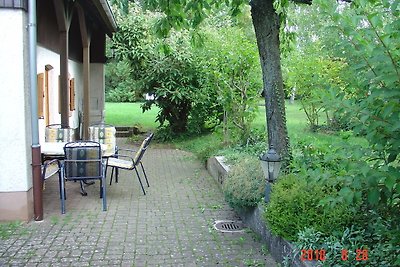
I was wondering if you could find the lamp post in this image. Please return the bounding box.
[259,145,281,203]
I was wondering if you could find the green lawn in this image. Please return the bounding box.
[106,100,307,133]
[253,101,308,136]
[105,102,160,130]
[105,101,366,157]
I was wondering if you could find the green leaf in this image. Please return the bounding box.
[388,153,397,163]
[384,175,396,190]
[360,165,370,177]
[367,189,380,205]
[339,187,354,204]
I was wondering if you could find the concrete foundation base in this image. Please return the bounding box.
[0,188,33,222]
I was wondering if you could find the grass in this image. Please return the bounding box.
[253,100,309,136]
[0,221,25,240]
[105,102,159,130]
[105,100,306,132]
[105,100,367,159]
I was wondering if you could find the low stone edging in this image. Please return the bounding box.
[206,156,318,267]
[206,156,230,185]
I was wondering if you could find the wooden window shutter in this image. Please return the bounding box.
[69,78,75,111]
[37,73,44,118]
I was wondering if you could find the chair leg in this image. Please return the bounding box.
[79,181,88,196]
[59,168,66,214]
[140,162,150,187]
[109,167,119,185]
[99,179,103,199]
[102,166,107,211]
[109,166,114,186]
[105,165,110,184]
[134,167,146,195]
[106,166,114,185]
[115,152,119,184]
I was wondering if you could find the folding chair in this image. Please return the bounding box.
[59,141,107,214]
[106,133,154,195]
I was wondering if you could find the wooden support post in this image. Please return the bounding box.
[83,45,90,139]
[60,30,69,127]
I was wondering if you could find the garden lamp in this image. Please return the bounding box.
[259,145,281,202]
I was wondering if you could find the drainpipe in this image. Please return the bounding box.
[28,0,43,221]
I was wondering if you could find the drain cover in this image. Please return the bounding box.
[213,220,245,233]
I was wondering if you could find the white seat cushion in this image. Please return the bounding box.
[107,157,134,169]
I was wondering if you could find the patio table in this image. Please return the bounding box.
[41,142,111,157]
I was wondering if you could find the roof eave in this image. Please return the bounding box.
[93,0,117,37]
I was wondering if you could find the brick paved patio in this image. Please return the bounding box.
[0,138,276,266]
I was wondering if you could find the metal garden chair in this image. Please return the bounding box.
[106,133,154,195]
[59,141,107,214]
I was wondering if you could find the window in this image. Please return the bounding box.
[37,73,44,118]
[58,75,75,114]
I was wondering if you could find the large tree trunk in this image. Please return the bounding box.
[250,0,291,164]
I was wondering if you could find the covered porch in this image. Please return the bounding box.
[0,0,116,222]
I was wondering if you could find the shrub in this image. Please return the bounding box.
[223,157,264,210]
[295,216,400,267]
[265,174,355,241]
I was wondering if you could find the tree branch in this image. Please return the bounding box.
[291,0,312,4]
[290,0,352,4]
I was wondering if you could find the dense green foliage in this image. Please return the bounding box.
[199,26,262,143]
[280,0,399,217]
[139,32,212,134]
[319,0,400,210]
[223,157,265,209]
[110,4,221,136]
[105,60,138,102]
[106,0,399,265]
[113,0,293,162]
[265,174,355,241]
[283,47,349,131]
[108,3,261,141]
[270,1,399,265]
[296,221,399,266]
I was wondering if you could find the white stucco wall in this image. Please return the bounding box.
[36,46,83,141]
[0,9,32,192]
[90,64,105,123]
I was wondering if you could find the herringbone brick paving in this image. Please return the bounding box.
[0,138,276,266]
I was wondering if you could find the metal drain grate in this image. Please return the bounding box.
[213,220,245,233]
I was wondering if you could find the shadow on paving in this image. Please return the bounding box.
[0,138,276,266]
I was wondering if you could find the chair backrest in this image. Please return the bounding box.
[63,141,102,180]
[133,133,154,164]
[45,124,76,142]
[89,124,117,156]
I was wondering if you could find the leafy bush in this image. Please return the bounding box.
[295,215,400,267]
[199,26,262,143]
[223,157,264,210]
[283,46,349,132]
[105,59,139,102]
[265,174,355,241]
[319,0,400,209]
[111,4,224,136]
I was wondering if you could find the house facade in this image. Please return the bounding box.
[0,0,116,221]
